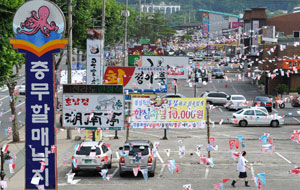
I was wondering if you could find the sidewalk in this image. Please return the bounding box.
[4,120,84,189]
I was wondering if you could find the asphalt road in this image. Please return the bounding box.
[57,125,300,190]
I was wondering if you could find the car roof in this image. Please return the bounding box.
[81,141,102,147]
[231,94,245,97]
[124,140,151,146]
[162,93,186,98]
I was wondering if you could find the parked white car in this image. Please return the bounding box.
[19,83,25,95]
[72,141,112,175]
[227,95,248,110]
[230,108,284,127]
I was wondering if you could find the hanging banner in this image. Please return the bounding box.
[128,56,189,79]
[62,85,124,130]
[130,98,207,128]
[10,0,68,189]
[86,29,103,84]
[128,44,164,55]
[103,66,167,93]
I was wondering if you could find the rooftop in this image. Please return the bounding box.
[199,9,241,18]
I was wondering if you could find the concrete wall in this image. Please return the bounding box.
[208,13,238,38]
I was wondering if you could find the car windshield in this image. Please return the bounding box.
[213,69,222,72]
[255,97,269,102]
[76,146,101,155]
[232,96,245,100]
[124,145,149,156]
[236,110,244,114]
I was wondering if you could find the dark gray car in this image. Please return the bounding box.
[212,68,225,78]
[119,140,156,177]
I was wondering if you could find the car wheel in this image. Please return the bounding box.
[279,103,285,109]
[207,101,213,105]
[291,103,295,107]
[239,120,247,127]
[149,171,155,177]
[107,155,112,169]
[270,120,279,127]
[120,171,126,177]
[72,166,79,176]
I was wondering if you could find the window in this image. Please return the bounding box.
[232,96,245,100]
[124,145,149,156]
[236,110,244,114]
[208,93,218,97]
[219,93,227,98]
[76,146,101,155]
[102,144,108,153]
[244,110,255,115]
[255,110,267,116]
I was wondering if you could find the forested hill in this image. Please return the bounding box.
[117,0,299,13]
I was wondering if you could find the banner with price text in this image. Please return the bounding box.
[130,98,207,129]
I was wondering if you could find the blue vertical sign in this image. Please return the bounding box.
[202,12,209,36]
[10,0,67,189]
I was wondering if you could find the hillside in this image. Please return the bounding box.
[117,0,299,13]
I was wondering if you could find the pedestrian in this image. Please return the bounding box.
[231,151,250,187]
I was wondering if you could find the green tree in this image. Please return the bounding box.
[0,0,25,142]
[275,84,289,98]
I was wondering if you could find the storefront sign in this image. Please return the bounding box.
[130,98,207,128]
[128,56,189,79]
[63,85,124,130]
[10,0,68,189]
[103,66,167,93]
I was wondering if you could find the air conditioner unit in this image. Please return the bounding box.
[293,31,300,38]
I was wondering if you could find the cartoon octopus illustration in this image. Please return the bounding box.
[17,6,59,38]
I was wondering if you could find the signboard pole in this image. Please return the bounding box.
[194,69,197,98]
[66,0,73,140]
[207,107,211,158]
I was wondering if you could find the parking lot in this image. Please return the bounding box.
[57,124,300,190]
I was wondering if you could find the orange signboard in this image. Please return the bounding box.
[280,59,300,70]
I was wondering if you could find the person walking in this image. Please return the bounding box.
[231,151,250,187]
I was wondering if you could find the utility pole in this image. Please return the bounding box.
[67,0,72,140]
[139,0,142,20]
[123,0,128,66]
[100,0,105,84]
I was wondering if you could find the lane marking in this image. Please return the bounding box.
[232,85,238,93]
[3,102,25,115]
[273,108,278,113]
[212,83,217,91]
[130,130,161,138]
[0,96,9,101]
[218,107,223,112]
[158,164,166,177]
[115,151,120,160]
[110,167,119,178]
[204,167,209,179]
[275,152,292,164]
[156,151,164,164]
[293,117,300,123]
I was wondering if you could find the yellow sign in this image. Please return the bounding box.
[85,130,102,141]
[131,98,207,127]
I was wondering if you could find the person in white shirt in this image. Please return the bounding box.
[231,151,250,187]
